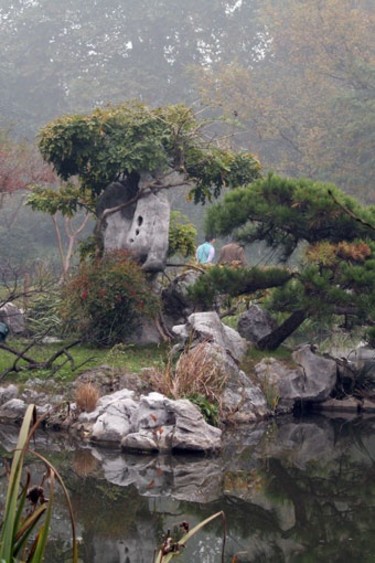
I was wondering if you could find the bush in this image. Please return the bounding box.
[74,383,100,412]
[61,251,160,346]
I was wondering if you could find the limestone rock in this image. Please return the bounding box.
[255,344,337,404]
[173,311,248,363]
[98,172,174,273]
[0,384,18,405]
[237,304,277,344]
[0,302,25,334]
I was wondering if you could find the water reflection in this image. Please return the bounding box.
[1,414,374,562]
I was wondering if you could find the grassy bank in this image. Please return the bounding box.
[0,339,169,383]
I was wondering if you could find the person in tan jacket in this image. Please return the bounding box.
[217,241,247,267]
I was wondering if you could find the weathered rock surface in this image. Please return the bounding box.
[97,172,178,273]
[173,311,248,363]
[237,304,277,344]
[221,369,269,423]
[0,302,25,334]
[255,344,337,405]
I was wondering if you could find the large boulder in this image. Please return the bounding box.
[97,172,181,273]
[237,304,277,344]
[78,390,222,453]
[173,311,248,364]
[0,302,25,334]
[255,344,337,405]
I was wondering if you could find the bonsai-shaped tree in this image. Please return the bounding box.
[27,101,261,256]
[190,174,375,350]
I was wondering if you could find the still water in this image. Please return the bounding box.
[1,413,374,562]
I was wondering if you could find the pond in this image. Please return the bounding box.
[1,413,374,562]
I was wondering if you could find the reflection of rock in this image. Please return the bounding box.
[91,448,222,503]
[0,302,25,334]
[264,418,336,470]
[88,533,156,563]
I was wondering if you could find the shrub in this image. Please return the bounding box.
[74,383,100,412]
[61,250,160,346]
[168,211,197,258]
[150,342,227,424]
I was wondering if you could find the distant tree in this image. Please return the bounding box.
[196,0,375,202]
[190,175,375,349]
[0,130,54,202]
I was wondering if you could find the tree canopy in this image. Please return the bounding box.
[191,175,375,349]
[31,101,261,214]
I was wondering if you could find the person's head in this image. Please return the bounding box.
[205,235,215,244]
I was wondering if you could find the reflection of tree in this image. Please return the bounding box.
[261,418,375,562]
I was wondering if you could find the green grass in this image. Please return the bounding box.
[240,345,294,378]
[0,339,170,383]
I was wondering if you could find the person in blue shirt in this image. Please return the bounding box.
[196,236,216,264]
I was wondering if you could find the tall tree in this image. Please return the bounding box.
[191,175,375,349]
[0,0,262,134]
[196,0,375,202]
[27,101,261,252]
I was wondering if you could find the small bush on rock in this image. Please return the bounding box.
[62,251,160,346]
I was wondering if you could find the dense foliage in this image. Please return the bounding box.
[36,101,261,209]
[168,211,197,259]
[62,251,160,346]
[192,175,375,348]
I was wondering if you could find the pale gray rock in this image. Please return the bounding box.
[221,369,269,423]
[0,302,25,334]
[173,311,248,363]
[91,397,138,444]
[0,384,18,405]
[98,172,174,273]
[168,398,222,452]
[237,304,277,344]
[122,397,222,453]
[0,398,27,421]
[255,344,337,404]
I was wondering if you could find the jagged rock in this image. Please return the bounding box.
[255,344,337,404]
[0,384,18,405]
[221,370,269,423]
[237,304,277,344]
[122,394,222,453]
[78,390,222,453]
[97,172,179,273]
[0,398,27,421]
[161,269,202,328]
[0,302,25,334]
[173,311,248,363]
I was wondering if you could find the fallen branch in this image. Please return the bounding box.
[0,339,81,380]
